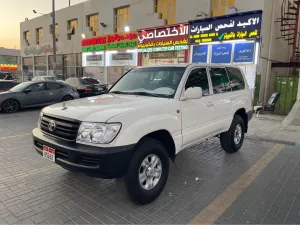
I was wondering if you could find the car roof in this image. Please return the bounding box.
[136,63,243,70]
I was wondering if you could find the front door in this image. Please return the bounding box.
[208,67,233,131]
[180,67,217,147]
[21,82,48,107]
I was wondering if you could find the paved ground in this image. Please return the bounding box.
[0,109,299,224]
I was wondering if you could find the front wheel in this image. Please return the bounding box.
[122,138,169,205]
[2,99,20,113]
[220,115,245,153]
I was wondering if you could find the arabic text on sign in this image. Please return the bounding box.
[138,45,188,53]
[138,25,189,43]
[138,39,188,48]
[107,33,137,43]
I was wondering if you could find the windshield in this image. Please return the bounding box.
[10,82,31,92]
[109,67,186,98]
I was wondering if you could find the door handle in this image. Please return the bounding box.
[206,102,215,107]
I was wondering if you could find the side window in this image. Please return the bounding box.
[209,67,231,94]
[28,83,45,92]
[226,67,245,91]
[185,68,210,96]
[47,82,62,90]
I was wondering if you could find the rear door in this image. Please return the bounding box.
[45,82,65,103]
[208,67,233,131]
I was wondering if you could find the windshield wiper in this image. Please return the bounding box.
[128,92,171,98]
[109,91,131,95]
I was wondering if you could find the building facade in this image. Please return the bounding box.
[0,48,21,80]
[20,0,295,104]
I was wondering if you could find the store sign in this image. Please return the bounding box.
[149,51,177,59]
[0,64,18,71]
[211,44,232,64]
[192,45,208,63]
[24,45,58,56]
[112,53,133,60]
[189,11,262,44]
[138,23,189,52]
[82,32,138,52]
[138,45,188,53]
[233,42,255,63]
[86,55,103,66]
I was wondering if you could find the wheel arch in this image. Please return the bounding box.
[1,98,21,109]
[138,130,176,161]
[234,108,248,133]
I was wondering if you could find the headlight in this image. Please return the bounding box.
[38,111,43,128]
[76,122,121,144]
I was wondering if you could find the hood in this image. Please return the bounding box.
[43,94,171,122]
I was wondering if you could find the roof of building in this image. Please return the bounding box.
[0,48,20,57]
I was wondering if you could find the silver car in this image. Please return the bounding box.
[0,81,79,113]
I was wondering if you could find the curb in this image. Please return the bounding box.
[246,135,300,148]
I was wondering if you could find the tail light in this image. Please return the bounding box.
[84,87,93,93]
[103,86,108,92]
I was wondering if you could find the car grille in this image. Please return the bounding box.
[40,114,80,142]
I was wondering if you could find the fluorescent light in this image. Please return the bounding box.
[126,49,137,53]
[255,42,259,64]
[124,26,130,32]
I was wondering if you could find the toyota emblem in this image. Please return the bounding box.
[48,120,56,132]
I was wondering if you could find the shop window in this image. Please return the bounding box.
[24,31,30,46]
[67,19,78,40]
[212,0,235,17]
[50,24,59,42]
[115,6,130,33]
[156,0,176,25]
[87,14,99,36]
[36,28,43,45]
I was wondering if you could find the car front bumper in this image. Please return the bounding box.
[32,128,135,178]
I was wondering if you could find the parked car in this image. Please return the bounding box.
[65,77,108,98]
[0,81,79,113]
[32,76,64,83]
[32,64,253,204]
[0,72,14,81]
[0,80,20,93]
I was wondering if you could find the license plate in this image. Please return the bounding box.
[43,145,55,162]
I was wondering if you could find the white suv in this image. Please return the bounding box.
[33,64,253,204]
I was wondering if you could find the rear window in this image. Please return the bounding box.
[227,67,245,91]
[83,78,99,84]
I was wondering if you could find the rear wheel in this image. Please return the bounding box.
[220,115,245,153]
[62,95,74,102]
[2,99,20,113]
[120,138,169,205]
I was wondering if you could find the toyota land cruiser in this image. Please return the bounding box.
[33,64,253,204]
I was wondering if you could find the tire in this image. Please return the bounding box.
[122,138,169,205]
[1,99,20,113]
[62,95,74,102]
[220,115,245,153]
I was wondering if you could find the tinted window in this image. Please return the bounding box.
[10,82,32,92]
[27,83,45,92]
[83,78,99,84]
[80,79,90,85]
[47,82,63,90]
[209,68,231,94]
[227,67,245,91]
[185,68,210,96]
[0,74,6,79]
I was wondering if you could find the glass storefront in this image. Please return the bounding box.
[48,55,64,80]
[22,57,34,81]
[34,56,47,77]
[64,53,82,78]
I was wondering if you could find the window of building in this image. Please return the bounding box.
[87,14,99,36]
[156,0,176,25]
[24,31,30,46]
[226,67,245,91]
[67,19,78,40]
[185,68,210,96]
[115,6,130,33]
[209,67,232,93]
[50,24,59,42]
[212,0,235,17]
[36,28,43,45]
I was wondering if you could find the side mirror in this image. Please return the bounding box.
[183,87,203,100]
[24,89,32,94]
